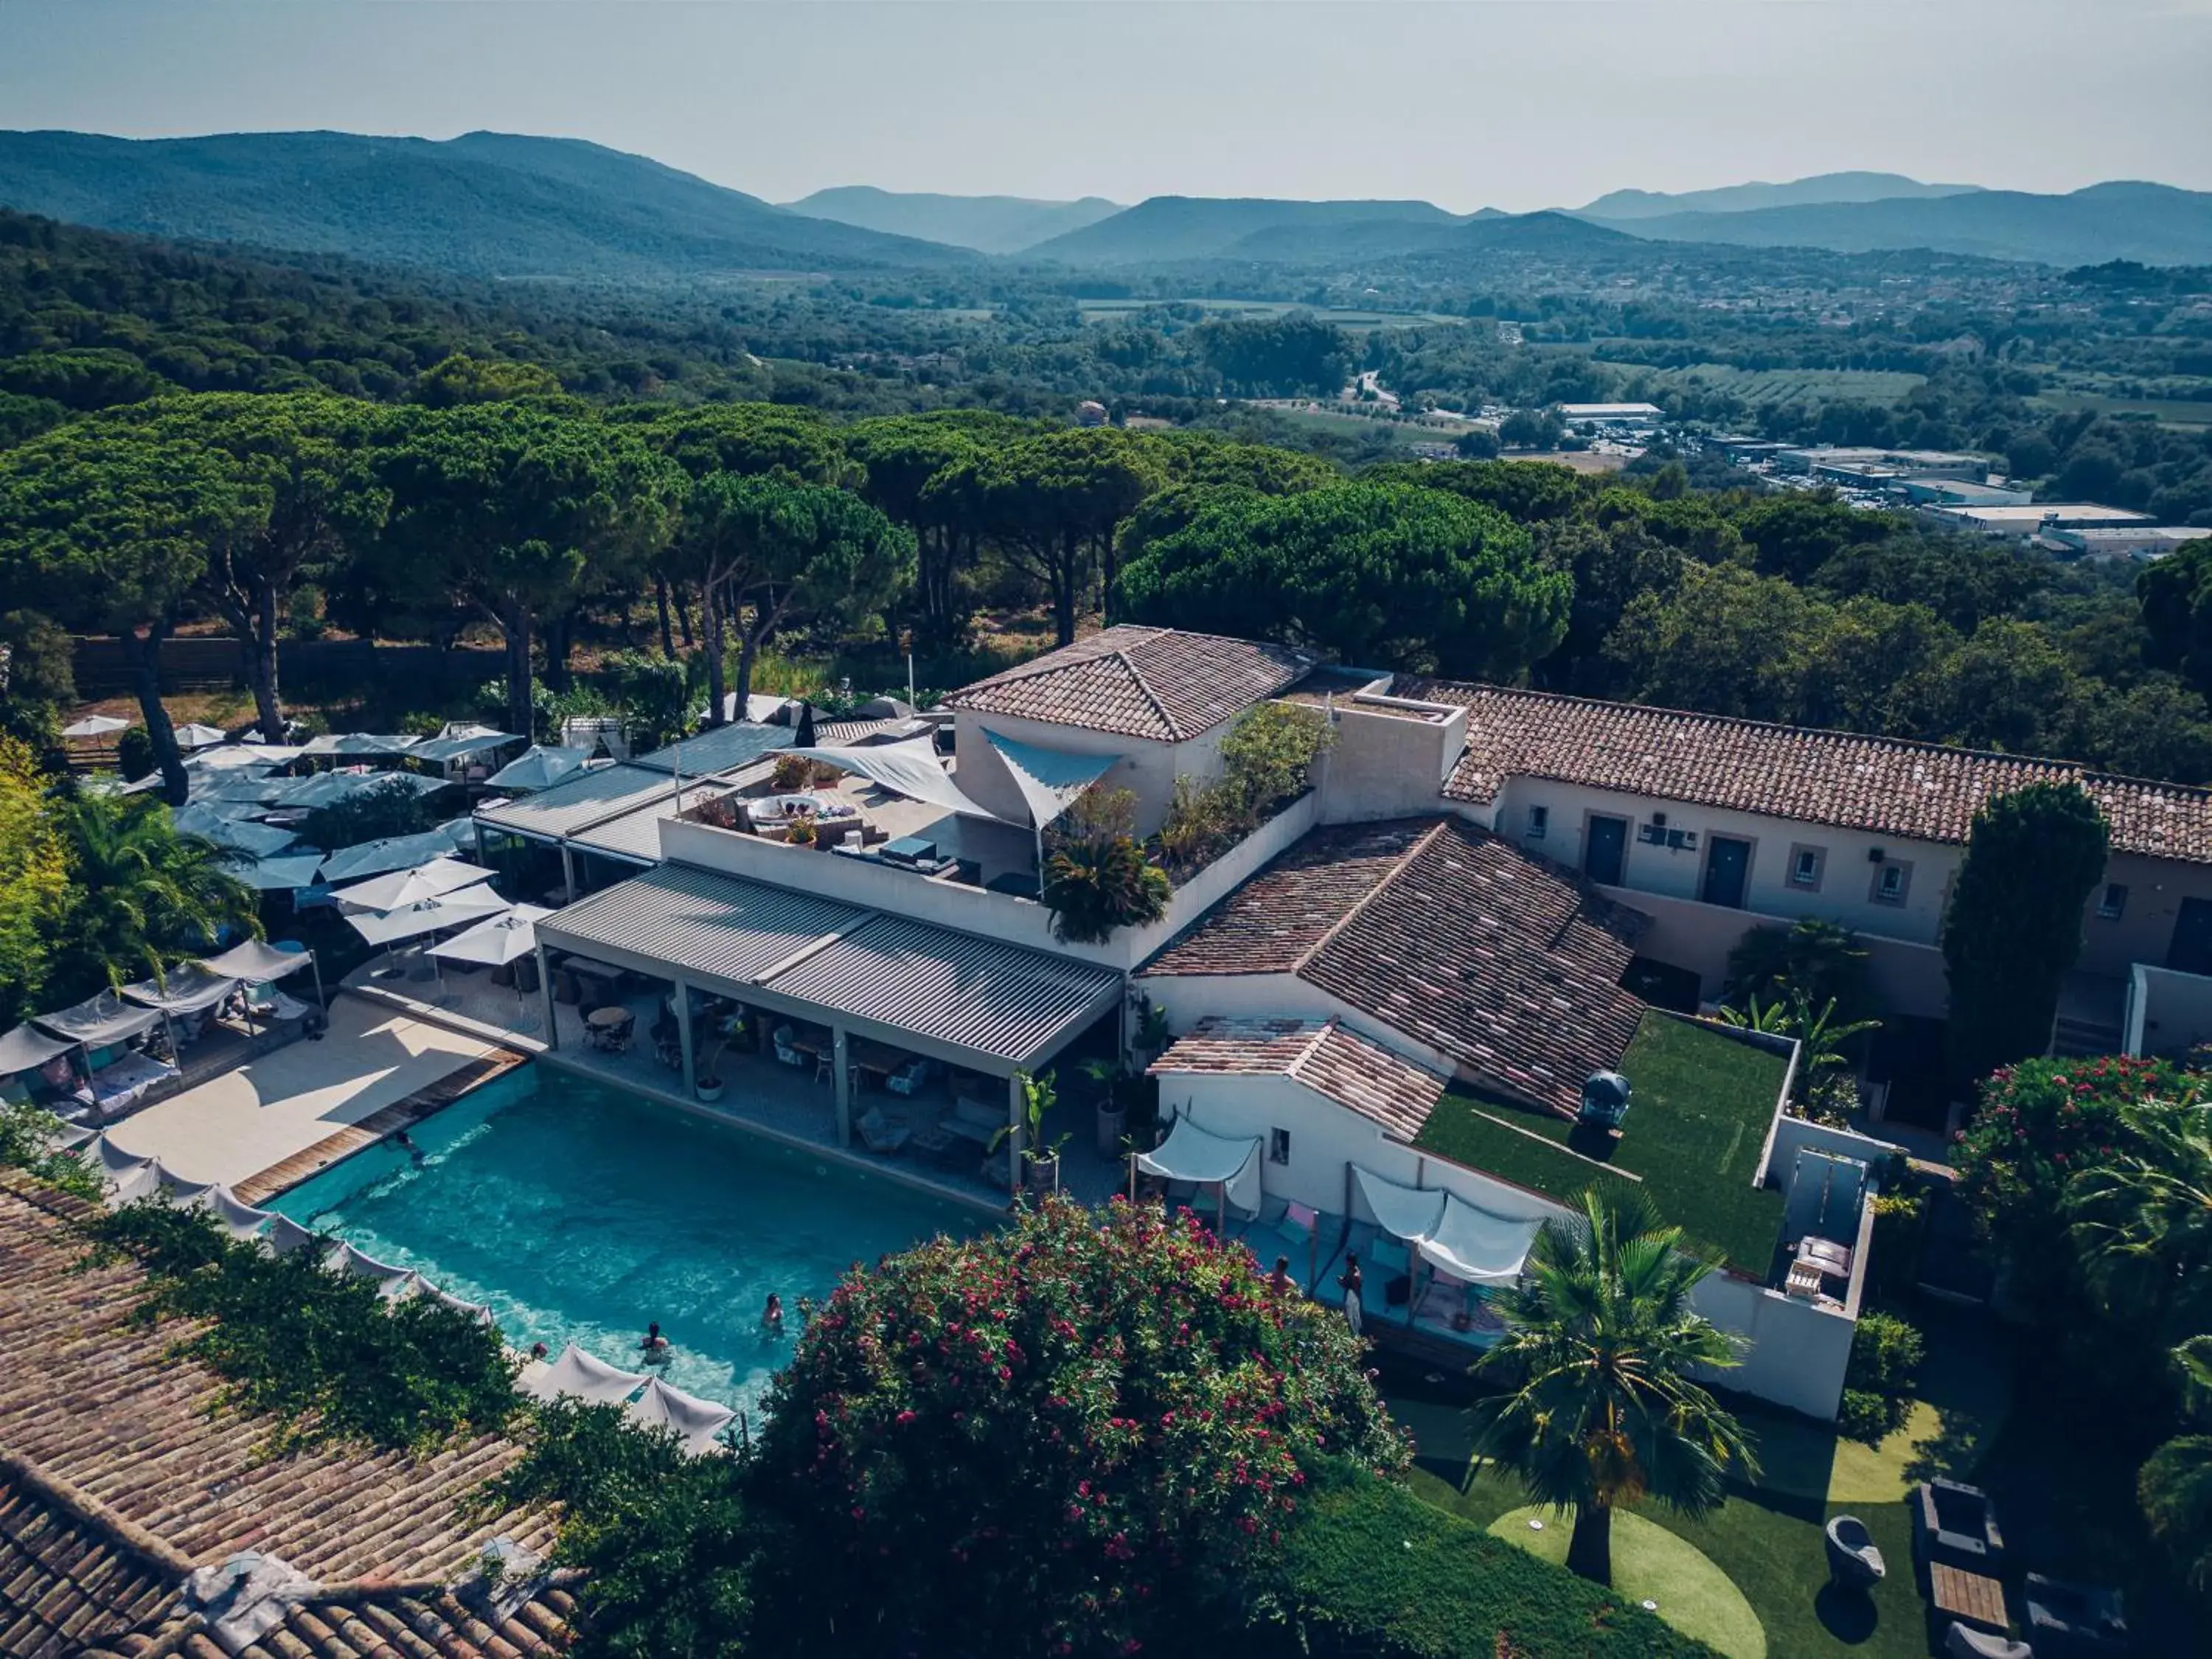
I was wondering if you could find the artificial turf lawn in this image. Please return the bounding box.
[1413,1011,1789,1269]
[1489,1505,1766,1659]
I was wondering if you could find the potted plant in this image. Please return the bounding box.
[785,813,817,847]
[1081,1057,1126,1158]
[992,1068,1067,1194]
[695,1038,727,1104]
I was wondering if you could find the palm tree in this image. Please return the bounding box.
[51,792,259,997]
[2066,1096,2212,1334]
[1470,1186,1759,1586]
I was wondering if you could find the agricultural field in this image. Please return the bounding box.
[1613,362,1928,407]
[2032,391,2212,428]
[1075,297,1467,330]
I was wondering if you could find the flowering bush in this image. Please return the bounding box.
[749,1194,1408,1657]
[1952,1054,2185,1298]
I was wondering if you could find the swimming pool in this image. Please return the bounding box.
[274,1065,985,1410]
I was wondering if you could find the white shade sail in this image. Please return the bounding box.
[524,1342,649,1406]
[1135,1116,1263,1216]
[317,830,469,886]
[119,964,238,1015]
[485,744,591,792]
[265,1215,319,1256]
[331,857,495,914]
[173,804,299,858]
[62,714,131,738]
[981,728,1121,831]
[431,904,553,967]
[173,723,229,749]
[627,1375,737,1456]
[1352,1167,1540,1287]
[782,737,997,820]
[347,888,512,948]
[35,992,164,1047]
[324,1241,421,1298]
[0,1023,74,1075]
[189,1184,277,1240]
[199,939,316,982]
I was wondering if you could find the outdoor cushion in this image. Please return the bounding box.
[1945,1625,2033,1659]
[1283,1200,1319,1237]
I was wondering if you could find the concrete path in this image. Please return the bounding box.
[103,995,501,1186]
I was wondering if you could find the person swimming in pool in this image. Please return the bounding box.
[762,1293,784,1334]
[640,1321,672,1359]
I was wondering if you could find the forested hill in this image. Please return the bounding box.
[0,130,975,279]
[0,209,954,431]
[1576,172,1983,220]
[1607,181,2212,268]
[1023,196,1472,264]
[782,187,1124,254]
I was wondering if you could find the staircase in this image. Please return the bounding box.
[2051,1014,2124,1059]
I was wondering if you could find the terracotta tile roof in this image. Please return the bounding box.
[1142,820,1436,976]
[1150,1016,1450,1141]
[1401,678,2212,865]
[0,1181,574,1659]
[1143,818,1649,1116]
[946,626,1316,743]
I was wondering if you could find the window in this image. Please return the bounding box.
[1871,859,1912,905]
[1788,844,1826,891]
[2098,883,2129,920]
[1269,1127,1292,1166]
[1526,804,1548,840]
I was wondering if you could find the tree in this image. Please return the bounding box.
[0,423,266,803]
[2138,540,2212,700]
[748,1194,1408,1656]
[108,393,394,740]
[975,428,1164,644]
[383,406,681,738]
[1498,408,1562,451]
[843,417,987,647]
[1120,481,1570,680]
[1725,919,1877,1029]
[0,737,68,1029]
[1942,783,2110,1085]
[408,352,568,408]
[1470,1187,1756,1587]
[48,793,257,1002]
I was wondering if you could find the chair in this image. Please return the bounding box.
[1824,1514,1886,1590]
[2023,1574,2128,1656]
[814,1052,835,1087]
[1945,1627,2034,1659]
[886,1057,938,1097]
[772,1025,804,1067]
[858,1107,911,1155]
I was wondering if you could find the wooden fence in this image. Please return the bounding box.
[72,637,507,700]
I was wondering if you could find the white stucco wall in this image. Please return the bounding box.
[2125,963,2212,1057]
[1692,1272,1857,1421]
[1313,702,1467,824]
[2080,849,2212,980]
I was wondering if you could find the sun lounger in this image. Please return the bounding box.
[943,1094,1004,1147]
[858,1106,911,1155]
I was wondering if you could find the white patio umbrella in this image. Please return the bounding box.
[173,723,229,749]
[330,856,494,914]
[431,903,553,1030]
[61,714,131,740]
[172,803,299,859]
[348,888,511,949]
[189,743,301,771]
[485,744,591,793]
[317,830,467,886]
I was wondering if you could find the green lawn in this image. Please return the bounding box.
[1490,1505,1767,1658]
[1413,1012,1789,1270]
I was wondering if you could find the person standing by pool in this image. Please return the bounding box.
[1338,1255,1363,1336]
[762,1293,784,1334]
[640,1321,672,1360]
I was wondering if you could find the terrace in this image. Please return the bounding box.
[1413,1011,1792,1273]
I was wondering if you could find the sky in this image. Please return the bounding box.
[1,1,2207,212]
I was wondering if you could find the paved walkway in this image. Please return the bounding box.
[102,995,507,1186]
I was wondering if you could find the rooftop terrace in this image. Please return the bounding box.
[1412,1012,1790,1272]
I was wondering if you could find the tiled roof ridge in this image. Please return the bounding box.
[0,1445,196,1582]
[1114,639,1182,742]
[1416,675,2212,804]
[1284,1016,1340,1080]
[1288,818,1450,975]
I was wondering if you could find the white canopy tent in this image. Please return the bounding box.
[173,804,299,859]
[627,1375,737,1456]
[319,830,470,886]
[779,736,996,820]
[324,1241,422,1299]
[331,857,494,914]
[189,1183,277,1240]
[35,991,164,1048]
[119,964,238,1016]
[485,744,591,793]
[265,1214,319,1256]
[1352,1167,1541,1287]
[0,1022,74,1077]
[234,853,327,893]
[347,888,511,949]
[1135,1115,1263,1224]
[523,1342,649,1406]
[409,726,520,765]
[201,938,316,983]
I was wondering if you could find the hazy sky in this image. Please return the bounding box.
[2,1,2207,211]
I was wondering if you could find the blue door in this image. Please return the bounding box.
[1584,815,1628,886]
[1703,836,1751,908]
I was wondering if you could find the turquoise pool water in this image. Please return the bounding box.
[274,1065,984,1410]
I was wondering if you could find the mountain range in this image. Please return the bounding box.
[781,187,1122,254]
[0,130,974,279]
[0,132,2207,275]
[1574,171,1982,220]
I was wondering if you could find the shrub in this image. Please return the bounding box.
[747,1194,1408,1658]
[1868,1190,1927,1301]
[770,752,845,792]
[115,726,154,782]
[1838,1310,1926,1444]
[1725,917,1875,1027]
[1217,700,1332,819]
[80,1201,518,1452]
[1043,831,1169,942]
[0,1098,100,1200]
